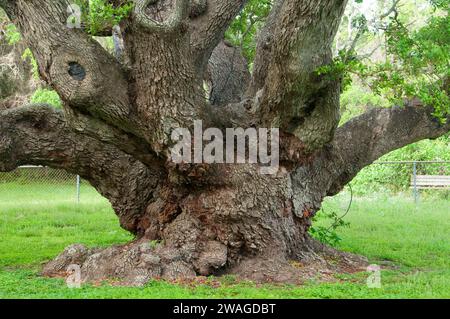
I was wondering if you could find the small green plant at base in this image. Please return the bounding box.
[310,186,353,246]
[310,209,351,247]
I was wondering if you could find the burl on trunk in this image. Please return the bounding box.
[1,0,448,285]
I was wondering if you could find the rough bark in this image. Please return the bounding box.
[206,41,250,106]
[1,0,449,286]
[116,0,208,153]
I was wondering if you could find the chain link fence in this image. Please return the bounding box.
[0,166,101,204]
[0,162,449,205]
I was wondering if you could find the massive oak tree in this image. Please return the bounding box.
[1,0,448,285]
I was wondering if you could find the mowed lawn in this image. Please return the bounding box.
[0,183,449,299]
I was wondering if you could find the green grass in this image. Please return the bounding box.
[0,185,449,299]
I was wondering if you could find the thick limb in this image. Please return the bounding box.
[189,0,248,72]
[253,0,348,153]
[0,105,163,232]
[289,102,449,239]
[325,104,450,195]
[206,41,250,106]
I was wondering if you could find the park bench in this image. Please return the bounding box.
[411,175,450,189]
[411,174,450,203]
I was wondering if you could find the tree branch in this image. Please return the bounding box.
[339,0,401,63]
[380,0,401,20]
[0,105,163,232]
[63,106,160,166]
[206,41,250,106]
[248,0,283,96]
[326,104,450,196]
[189,0,247,72]
[252,0,348,153]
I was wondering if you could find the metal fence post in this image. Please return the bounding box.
[76,175,81,203]
[412,161,418,204]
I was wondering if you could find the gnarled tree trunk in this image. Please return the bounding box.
[1,0,448,286]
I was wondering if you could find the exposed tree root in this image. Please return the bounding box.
[42,238,367,287]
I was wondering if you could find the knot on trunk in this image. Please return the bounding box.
[68,62,86,81]
[134,0,188,33]
[189,0,207,18]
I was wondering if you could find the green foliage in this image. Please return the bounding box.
[310,208,351,247]
[377,9,449,118]
[74,0,134,35]
[317,49,367,91]
[335,1,449,119]
[225,0,272,62]
[310,186,353,246]
[3,23,39,79]
[340,83,390,123]
[30,89,62,109]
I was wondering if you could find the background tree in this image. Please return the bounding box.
[0,0,448,285]
[0,10,36,110]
